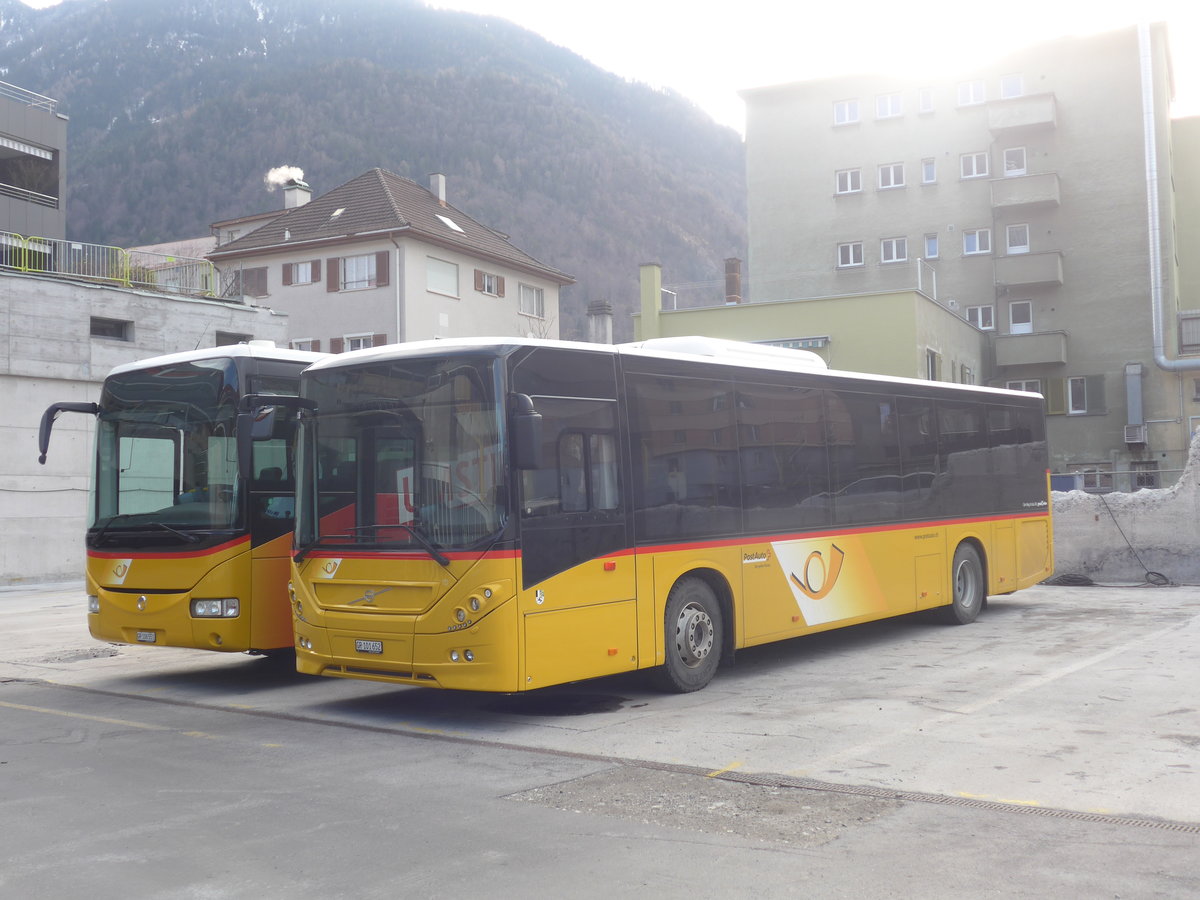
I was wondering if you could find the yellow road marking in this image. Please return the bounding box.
[0,699,170,731]
[706,761,744,777]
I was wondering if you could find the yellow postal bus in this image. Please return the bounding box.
[287,337,1052,691]
[39,342,324,654]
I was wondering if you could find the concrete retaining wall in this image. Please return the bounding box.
[1052,430,1200,584]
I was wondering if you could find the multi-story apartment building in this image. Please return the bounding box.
[742,23,1199,487]
[0,79,66,244]
[208,168,574,349]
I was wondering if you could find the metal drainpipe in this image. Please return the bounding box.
[390,236,405,344]
[1141,24,1199,375]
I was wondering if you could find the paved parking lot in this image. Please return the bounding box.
[3,579,1198,826]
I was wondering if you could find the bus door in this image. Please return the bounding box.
[517,395,637,688]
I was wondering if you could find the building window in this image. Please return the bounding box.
[427,256,459,297]
[474,268,505,296]
[924,233,939,259]
[836,168,862,194]
[880,237,907,263]
[90,316,132,341]
[519,283,545,318]
[290,338,319,352]
[963,229,992,255]
[926,349,941,381]
[1068,375,1087,414]
[918,87,934,113]
[958,80,986,106]
[1003,147,1027,176]
[960,365,975,385]
[341,254,376,291]
[1132,461,1159,489]
[345,333,375,352]
[961,152,989,179]
[921,158,936,184]
[1070,464,1113,492]
[876,93,902,118]
[1000,74,1024,99]
[235,266,267,297]
[837,241,864,268]
[1006,224,1030,254]
[1010,300,1033,335]
[215,331,252,346]
[967,305,995,330]
[833,99,860,125]
[878,163,905,189]
[1007,379,1041,393]
[283,259,320,286]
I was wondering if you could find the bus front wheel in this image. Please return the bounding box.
[653,576,723,693]
[942,543,985,625]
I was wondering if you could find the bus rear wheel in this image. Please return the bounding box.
[653,576,723,693]
[942,543,985,625]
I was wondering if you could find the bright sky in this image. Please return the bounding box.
[19,0,1200,132]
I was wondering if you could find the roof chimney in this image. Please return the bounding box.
[429,172,446,206]
[283,179,312,209]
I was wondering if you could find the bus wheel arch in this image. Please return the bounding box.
[651,570,730,693]
[942,540,987,625]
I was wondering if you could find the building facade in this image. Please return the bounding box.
[208,169,574,350]
[742,23,1199,487]
[0,79,66,245]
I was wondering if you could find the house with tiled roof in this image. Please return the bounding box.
[207,168,574,350]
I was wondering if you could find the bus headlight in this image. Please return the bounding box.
[87,595,99,614]
[191,598,240,618]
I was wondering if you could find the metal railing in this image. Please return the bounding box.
[1,230,220,299]
[0,80,58,113]
[1051,467,1184,494]
[0,181,58,208]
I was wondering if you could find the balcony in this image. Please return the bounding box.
[991,172,1060,210]
[988,93,1057,133]
[994,250,1064,288]
[995,330,1068,367]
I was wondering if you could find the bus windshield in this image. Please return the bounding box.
[91,358,242,536]
[296,355,506,556]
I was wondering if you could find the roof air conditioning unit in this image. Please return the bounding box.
[1124,424,1147,445]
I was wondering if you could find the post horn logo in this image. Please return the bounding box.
[790,544,846,601]
[113,562,129,578]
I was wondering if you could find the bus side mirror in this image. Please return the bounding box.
[38,401,99,464]
[511,394,543,470]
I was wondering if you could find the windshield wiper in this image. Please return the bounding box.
[93,513,134,545]
[152,522,202,544]
[342,524,451,567]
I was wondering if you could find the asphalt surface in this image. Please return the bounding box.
[2,580,1198,897]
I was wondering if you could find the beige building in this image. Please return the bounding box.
[738,23,1199,488]
[208,169,574,350]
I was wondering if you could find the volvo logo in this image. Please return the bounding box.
[348,587,394,606]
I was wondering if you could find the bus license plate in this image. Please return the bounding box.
[355,639,383,655]
[136,631,157,643]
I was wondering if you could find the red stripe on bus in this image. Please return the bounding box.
[88,535,251,560]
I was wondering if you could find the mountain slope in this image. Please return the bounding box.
[0,0,746,338]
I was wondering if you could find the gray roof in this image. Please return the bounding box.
[208,168,573,284]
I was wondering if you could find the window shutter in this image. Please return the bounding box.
[282,263,293,286]
[311,339,321,352]
[372,333,387,348]
[330,337,344,354]
[327,258,340,292]
[1045,378,1066,415]
[497,275,505,297]
[312,259,321,282]
[474,269,484,292]
[375,251,389,287]
[1085,374,1106,414]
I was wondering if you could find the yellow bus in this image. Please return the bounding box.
[288,336,1052,692]
[38,342,324,654]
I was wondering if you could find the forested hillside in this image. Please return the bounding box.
[0,0,746,338]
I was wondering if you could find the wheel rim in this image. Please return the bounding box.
[673,602,714,669]
[955,558,979,610]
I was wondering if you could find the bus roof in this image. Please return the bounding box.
[106,341,327,378]
[302,336,1042,401]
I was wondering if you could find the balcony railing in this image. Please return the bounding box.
[994,250,1064,288]
[991,172,1060,210]
[988,93,1057,132]
[1,230,220,299]
[0,80,58,114]
[995,330,1068,366]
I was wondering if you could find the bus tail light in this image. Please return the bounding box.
[191,598,240,618]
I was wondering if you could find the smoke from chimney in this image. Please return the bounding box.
[264,165,305,191]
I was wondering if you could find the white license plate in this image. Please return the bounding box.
[136,631,157,643]
[354,639,383,654]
